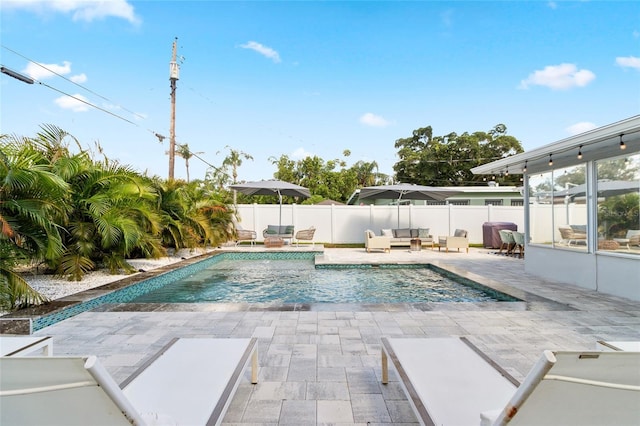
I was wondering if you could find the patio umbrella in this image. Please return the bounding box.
[555,180,639,199]
[229,180,311,226]
[358,183,461,227]
[554,180,639,224]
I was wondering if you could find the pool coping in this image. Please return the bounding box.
[0,249,573,334]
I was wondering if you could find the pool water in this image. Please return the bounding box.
[132,259,515,304]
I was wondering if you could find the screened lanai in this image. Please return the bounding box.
[472,115,640,301]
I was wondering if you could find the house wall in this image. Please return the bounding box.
[526,245,640,301]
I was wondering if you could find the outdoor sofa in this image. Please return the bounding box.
[380,228,434,248]
[263,225,295,243]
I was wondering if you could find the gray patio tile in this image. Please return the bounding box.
[292,343,317,358]
[288,358,317,382]
[258,366,289,381]
[252,326,276,338]
[279,400,316,425]
[241,400,282,423]
[352,394,392,423]
[251,381,306,400]
[317,367,347,382]
[317,400,354,423]
[386,399,420,423]
[318,353,364,368]
[307,381,350,400]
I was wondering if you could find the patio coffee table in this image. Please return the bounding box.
[410,238,422,251]
[264,237,284,248]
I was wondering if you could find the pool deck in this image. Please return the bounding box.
[23,246,640,424]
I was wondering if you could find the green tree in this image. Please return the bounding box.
[0,131,68,309]
[394,124,524,186]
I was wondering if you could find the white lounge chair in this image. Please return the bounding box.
[0,335,53,356]
[0,337,258,425]
[381,337,640,426]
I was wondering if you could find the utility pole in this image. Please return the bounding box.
[168,37,180,180]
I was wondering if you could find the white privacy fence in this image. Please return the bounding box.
[235,204,525,245]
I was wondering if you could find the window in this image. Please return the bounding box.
[485,199,503,206]
[510,199,524,206]
[596,153,640,254]
[449,200,470,206]
[528,172,554,246]
[528,165,586,249]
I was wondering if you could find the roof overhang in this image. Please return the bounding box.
[471,115,640,176]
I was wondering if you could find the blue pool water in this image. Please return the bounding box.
[132,258,516,304]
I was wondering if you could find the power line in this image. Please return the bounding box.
[2,45,147,121]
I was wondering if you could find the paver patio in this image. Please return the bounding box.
[25,247,640,425]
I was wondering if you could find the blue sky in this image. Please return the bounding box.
[1,1,639,183]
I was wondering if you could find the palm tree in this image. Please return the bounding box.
[0,133,68,309]
[219,146,253,204]
[174,143,203,183]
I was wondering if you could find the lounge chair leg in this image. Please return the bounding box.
[251,347,258,384]
[381,350,388,384]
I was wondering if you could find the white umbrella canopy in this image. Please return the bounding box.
[358,184,462,227]
[229,180,311,226]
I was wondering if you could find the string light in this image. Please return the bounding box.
[548,153,553,167]
[505,166,509,176]
[620,134,626,150]
[523,160,527,173]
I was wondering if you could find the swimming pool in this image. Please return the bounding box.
[132,258,518,304]
[30,252,519,331]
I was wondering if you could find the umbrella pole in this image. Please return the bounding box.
[397,192,405,228]
[278,190,283,227]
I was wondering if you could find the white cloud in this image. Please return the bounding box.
[24,61,72,80]
[547,2,558,10]
[54,94,89,112]
[291,147,312,159]
[616,56,640,70]
[70,73,87,83]
[2,0,140,24]
[359,112,391,127]
[566,122,597,136]
[518,63,595,90]
[239,41,281,63]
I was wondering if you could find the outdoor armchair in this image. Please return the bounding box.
[558,225,587,246]
[364,230,391,253]
[438,229,469,253]
[235,226,257,246]
[512,231,525,258]
[627,230,640,247]
[294,226,316,247]
[498,229,515,255]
